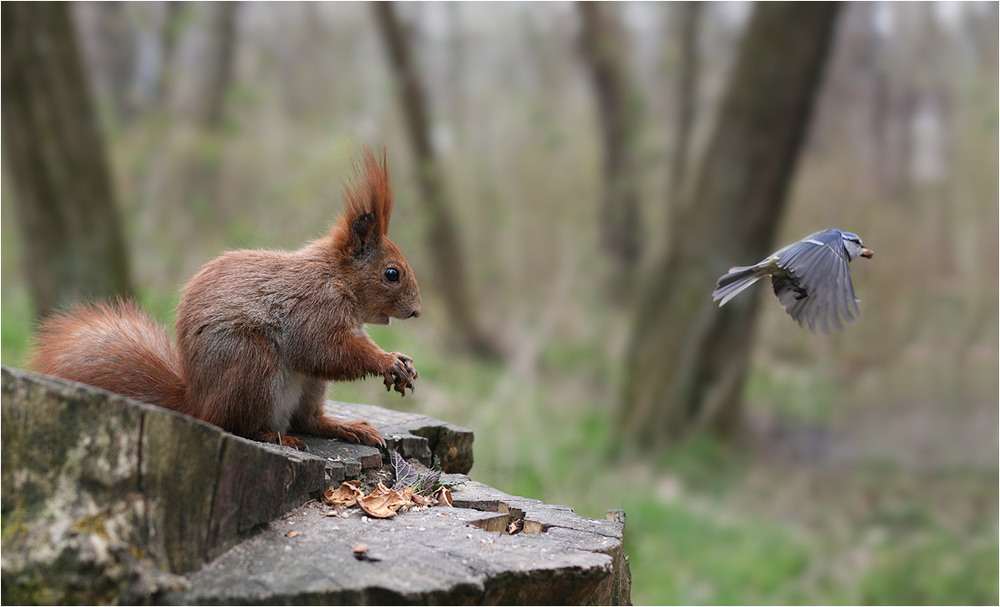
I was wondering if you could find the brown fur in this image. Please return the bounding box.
[30,148,421,448]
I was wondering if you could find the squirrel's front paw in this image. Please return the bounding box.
[381,352,418,396]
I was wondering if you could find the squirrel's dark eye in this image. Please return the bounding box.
[384,267,400,283]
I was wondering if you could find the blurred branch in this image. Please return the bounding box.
[154,2,184,110]
[576,2,644,284]
[667,2,702,207]
[372,1,502,359]
[169,2,239,131]
[72,3,139,128]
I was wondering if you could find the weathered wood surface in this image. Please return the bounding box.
[171,479,630,605]
[1,366,328,603]
[1,365,629,605]
[301,401,474,483]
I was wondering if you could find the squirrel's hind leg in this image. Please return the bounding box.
[290,379,386,447]
[305,416,385,447]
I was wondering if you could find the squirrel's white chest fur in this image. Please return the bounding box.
[271,370,308,432]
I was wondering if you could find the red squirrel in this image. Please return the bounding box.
[30,148,420,449]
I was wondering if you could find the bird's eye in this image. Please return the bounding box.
[384,267,400,283]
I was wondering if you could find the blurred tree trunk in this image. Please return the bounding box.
[667,2,702,204]
[71,3,138,128]
[170,2,238,130]
[620,2,840,447]
[2,1,132,317]
[373,1,501,359]
[154,2,184,110]
[576,2,643,279]
[143,2,240,280]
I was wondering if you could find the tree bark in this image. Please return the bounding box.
[577,2,643,277]
[2,1,132,318]
[620,2,841,447]
[372,2,501,358]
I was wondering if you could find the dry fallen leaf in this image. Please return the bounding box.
[285,530,300,538]
[432,486,453,507]
[386,490,413,511]
[399,486,414,501]
[357,484,419,518]
[359,487,416,518]
[370,481,393,498]
[389,450,419,490]
[357,492,399,518]
[323,482,364,508]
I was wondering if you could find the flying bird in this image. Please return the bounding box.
[712,229,874,333]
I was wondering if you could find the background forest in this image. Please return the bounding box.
[2,2,997,604]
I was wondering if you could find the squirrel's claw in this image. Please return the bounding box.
[324,419,384,447]
[381,352,418,397]
[259,431,307,451]
[351,422,384,447]
[396,354,418,379]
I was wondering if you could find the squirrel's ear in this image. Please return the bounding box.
[335,146,391,256]
[349,211,377,255]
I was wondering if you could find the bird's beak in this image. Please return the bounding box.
[860,247,874,259]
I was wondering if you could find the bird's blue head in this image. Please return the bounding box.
[840,231,874,261]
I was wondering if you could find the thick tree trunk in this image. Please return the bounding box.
[372,2,501,358]
[620,2,841,447]
[2,1,132,318]
[577,2,643,277]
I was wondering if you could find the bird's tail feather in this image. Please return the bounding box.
[713,265,766,307]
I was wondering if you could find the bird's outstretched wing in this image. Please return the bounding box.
[771,229,860,333]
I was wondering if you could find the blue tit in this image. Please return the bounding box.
[713,229,873,334]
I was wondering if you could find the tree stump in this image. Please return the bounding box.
[1,366,630,605]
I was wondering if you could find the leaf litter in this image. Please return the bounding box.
[320,451,459,519]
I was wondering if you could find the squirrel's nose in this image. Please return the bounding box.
[408,309,421,319]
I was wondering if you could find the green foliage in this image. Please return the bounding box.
[745,363,836,425]
[1,286,33,368]
[0,287,180,369]
[861,529,999,606]
[622,496,810,605]
[655,435,748,498]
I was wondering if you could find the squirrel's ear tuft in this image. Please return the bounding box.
[349,211,377,255]
[338,147,393,240]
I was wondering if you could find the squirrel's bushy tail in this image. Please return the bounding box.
[30,298,189,415]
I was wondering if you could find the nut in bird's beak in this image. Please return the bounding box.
[860,247,874,259]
